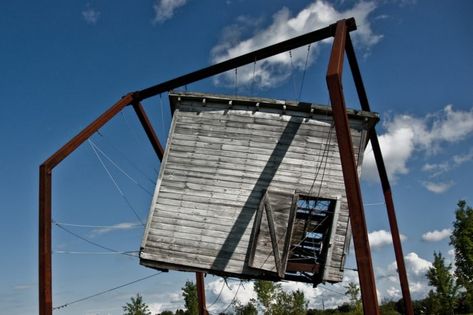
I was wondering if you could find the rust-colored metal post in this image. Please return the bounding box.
[196,272,208,315]
[345,35,414,315]
[39,94,135,315]
[39,164,52,315]
[132,102,165,160]
[326,20,379,314]
[39,19,363,315]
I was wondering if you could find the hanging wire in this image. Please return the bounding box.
[258,114,336,270]
[89,139,153,196]
[250,57,257,96]
[52,272,162,310]
[120,110,145,147]
[364,202,385,207]
[159,94,166,139]
[288,50,298,100]
[51,221,142,229]
[309,123,335,195]
[298,44,311,102]
[221,281,243,313]
[53,221,138,258]
[206,279,226,310]
[53,250,138,256]
[320,285,345,296]
[95,131,156,185]
[234,68,238,96]
[88,139,145,225]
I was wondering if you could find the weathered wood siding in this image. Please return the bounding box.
[140,92,377,283]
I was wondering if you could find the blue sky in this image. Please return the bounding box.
[1,0,472,314]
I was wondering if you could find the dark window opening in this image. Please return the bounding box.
[285,195,338,284]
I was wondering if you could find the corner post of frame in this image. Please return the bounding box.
[39,163,53,315]
[344,33,414,315]
[38,93,135,315]
[196,272,208,315]
[326,19,380,314]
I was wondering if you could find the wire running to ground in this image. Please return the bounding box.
[53,250,138,256]
[221,281,243,313]
[89,139,153,196]
[52,221,142,229]
[206,279,226,310]
[53,221,138,258]
[159,94,167,141]
[298,44,311,102]
[288,50,298,100]
[95,130,157,185]
[120,110,146,149]
[53,272,162,310]
[88,139,145,225]
[320,285,345,296]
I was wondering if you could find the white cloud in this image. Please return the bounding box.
[368,229,406,249]
[422,181,454,194]
[148,292,182,314]
[423,148,473,178]
[206,278,256,313]
[82,5,101,25]
[211,0,381,88]
[362,105,473,182]
[380,252,433,299]
[421,228,451,242]
[453,148,473,165]
[402,252,431,276]
[91,222,141,235]
[153,0,187,23]
[386,286,401,299]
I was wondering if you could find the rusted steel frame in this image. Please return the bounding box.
[39,94,136,315]
[39,165,52,315]
[196,272,208,315]
[39,18,359,315]
[134,19,356,101]
[345,35,414,315]
[132,102,165,160]
[326,20,379,314]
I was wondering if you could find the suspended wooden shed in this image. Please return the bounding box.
[140,91,378,285]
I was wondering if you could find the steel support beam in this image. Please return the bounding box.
[38,20,359,314]
[39,94,135,315]
[133,19,356,101]
[38,18,394,315]
[39,165,52,315]
[132,102,165,160]
[326,20,379,315]
[196,272,208,315]
[345,35,414,315]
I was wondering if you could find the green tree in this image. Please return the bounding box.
[233,298,258,315]
[159,311,174,315]
[344,282,362,314]
[122,293,151,315]
[291,290,308,315]
[253,280,308,315]
[254,280,280,314]
[450,200,473,308]
[425,251,459,315]
[182,281,198,315]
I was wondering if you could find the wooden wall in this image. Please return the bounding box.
[140,92,377,283]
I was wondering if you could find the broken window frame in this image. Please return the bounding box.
[248,190,341,284]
